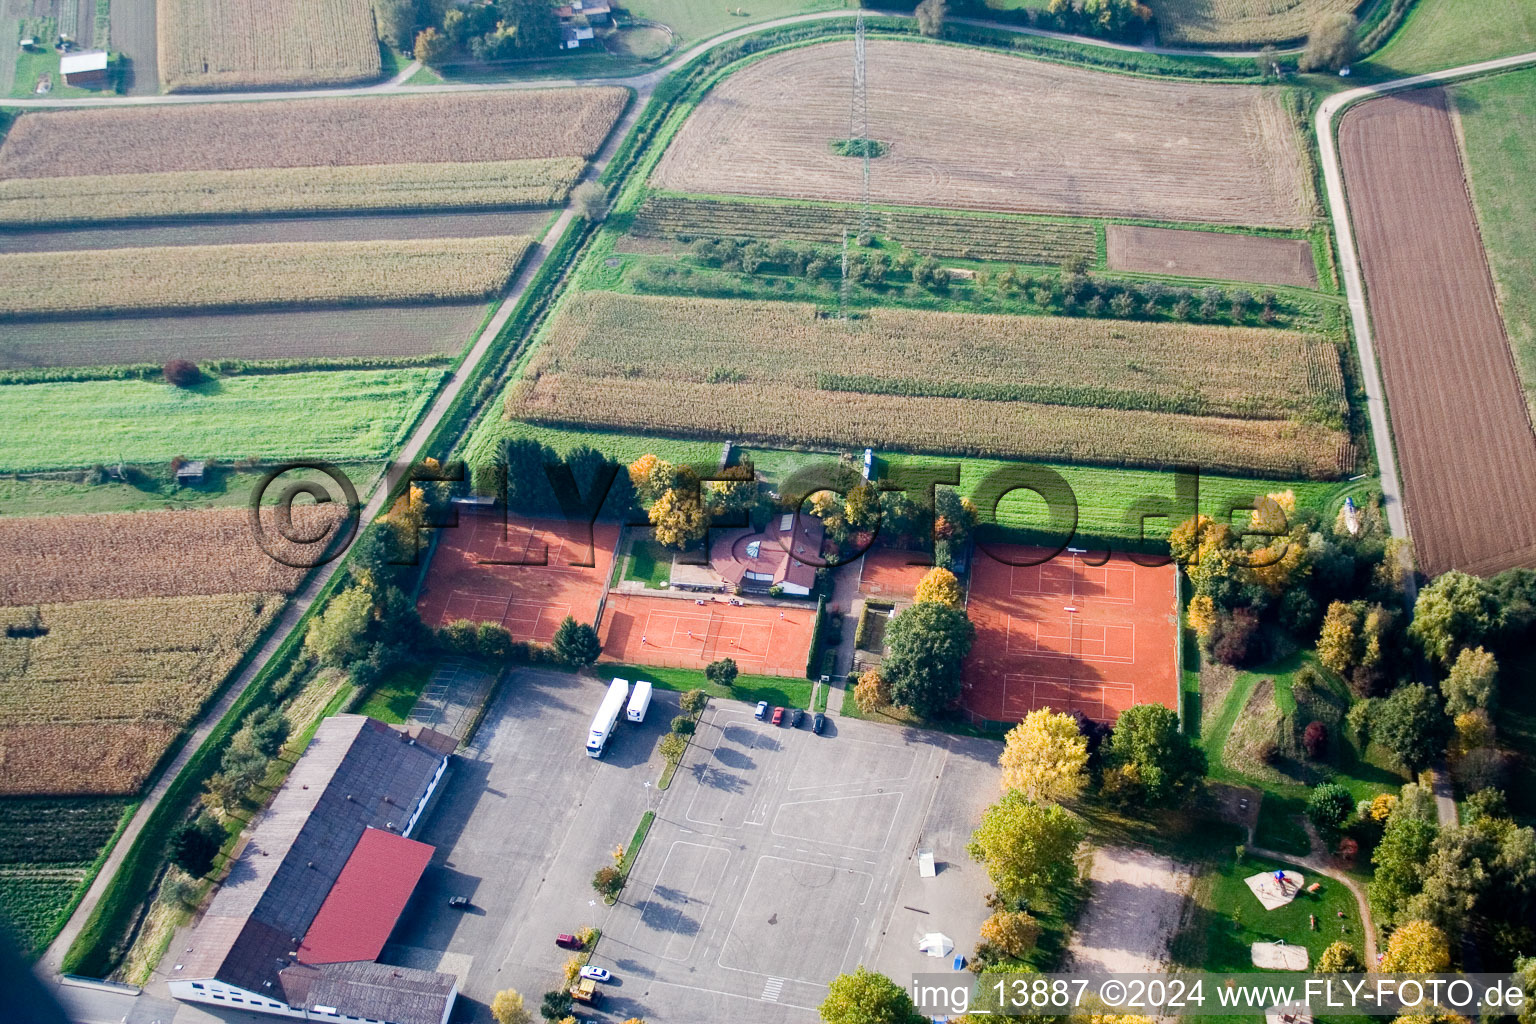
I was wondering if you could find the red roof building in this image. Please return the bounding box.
[297,828,435,966]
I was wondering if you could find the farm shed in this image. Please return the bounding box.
[175,460,206,484]
[59,50,108,86]
[167,715,456,1024]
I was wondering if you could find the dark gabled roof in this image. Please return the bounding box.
[279,961,456,1024]
[177,715,445,996]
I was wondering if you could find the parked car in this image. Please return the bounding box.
[812,713,826,734]
[447,895,470,909]
[556,933,582,950]
[791,708,804,727]
[579,966,611,982]
[771,706,785,725]
[754,700,769,720]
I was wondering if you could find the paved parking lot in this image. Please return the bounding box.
[388,669,674,1024]
[588,704,1001,1022]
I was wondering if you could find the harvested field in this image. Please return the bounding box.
[1105,225,1318,288]
[0,367,444,472]
[0,506,341,606]
[1339,89,1536,575]
[0,593,283,795]
[1154,0,1358,46]
[0,303,489,369]
[156,0,379,91]
[652,41,1313,228]
[0,159,585,226]
[630,195,1098,265]
[0,210,549,253]
[506,291,1350,477]
[0,89,629,177]
[0,236,531,317]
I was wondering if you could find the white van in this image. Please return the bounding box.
[626,679,653,723]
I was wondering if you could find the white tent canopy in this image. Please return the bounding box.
[918,933,954,958]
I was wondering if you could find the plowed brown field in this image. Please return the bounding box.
[1339,89,1536,576]
[653,41,1313,228]
[1106,225,1318,288]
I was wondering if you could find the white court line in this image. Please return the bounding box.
[644,976,821,1013]
[770,791,906,853]
[716,854,874,979]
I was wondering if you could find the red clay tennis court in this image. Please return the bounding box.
[858,547,932,599]
[417,512,618,644]
[599,593,815,677]
[963,544,1177,724]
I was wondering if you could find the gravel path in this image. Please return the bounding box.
[1066,845,1193,974]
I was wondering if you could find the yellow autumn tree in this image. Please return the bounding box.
[980,909,1041,957]
[628,454,671,505]
[562,954,585,986]
[999,708,1089,803]
[854,670,891,714]
[490,989,531,1024]
[1187,594,1218,643]
[914,567,963,609]
[387,483,426,554]
[1366,792,1398,823]
[649,487,708,549]
[1250,489,1296,536]
[1381,920,1451,973]
[1317,600,1362,676]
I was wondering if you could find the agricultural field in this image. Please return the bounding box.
[0,159,586,226]
[1105,225,1318,288]
[623,0,845,43]
[0,303,490,369]
[156,0,380,91]
[0,236,531,317]
[1152,0,1358,45]
[1339,89,1536,575]
[0,594,282,795]
[0,88,627,222]
[1362,0,1536,76]
[505,291,1351,477]
[0,91,629,176]
[628,195,1098,265]
[652,41,1314,228]
[0,506,339,605]
[0,367,444,471]
[0,797,132,958]
[0,210,550,253]
[1452,68,1536,418]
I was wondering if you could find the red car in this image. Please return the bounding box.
[771,707,785,725]
[556,934,582,950]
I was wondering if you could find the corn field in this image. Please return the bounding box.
[0,90,629,178]
[508,292,1350,478]
[0,158,587,226]
[0,506,341,607]
[1157,0,1357,45]
[0,593,283,795]
[0,236,531,317]
[630,196,1099,265]
[157,0,380,92]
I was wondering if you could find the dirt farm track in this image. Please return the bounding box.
[1339,89,1536,576]
[653,40,1314,228]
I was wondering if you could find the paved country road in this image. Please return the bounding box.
[1313,49,1536,577]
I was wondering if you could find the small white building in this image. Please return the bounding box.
[59,49,108,86]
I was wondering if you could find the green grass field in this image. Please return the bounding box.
[624,539,674,588]
[1176,848,1364,975]
[1364,0,1536,74]
[1452,67,1536,418]
[603,663,814,708]
[0,463,377,518]
[462,422,1367,550]
[355,663,434,724]
[0,369,444,472]
[622,0,846,44]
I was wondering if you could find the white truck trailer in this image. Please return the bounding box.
[586,678,630,758]
[626,680,653,723]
